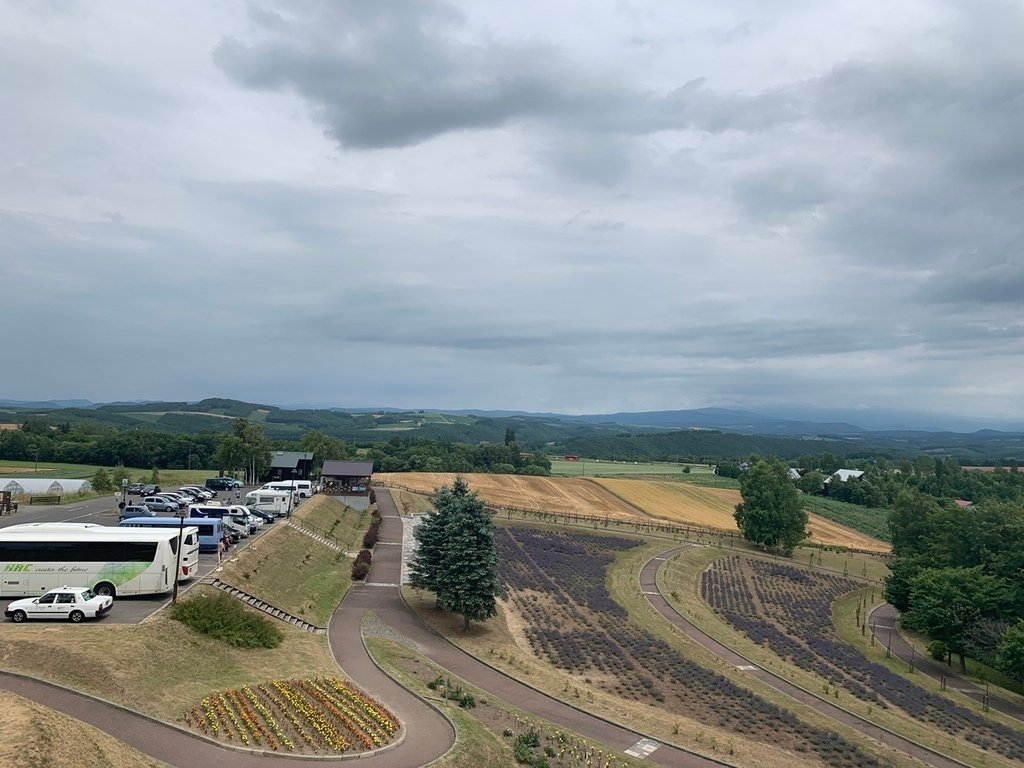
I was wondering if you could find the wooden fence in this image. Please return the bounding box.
[374,480,889,559]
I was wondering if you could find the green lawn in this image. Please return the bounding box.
[0,459,218,486]
[804,496,891,542]
[549,457,715,477]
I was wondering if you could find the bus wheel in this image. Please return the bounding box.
[69,610,85,623]
[11,610,26,623]
[94,582,116,598]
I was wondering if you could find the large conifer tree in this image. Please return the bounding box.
[409,478,499,630]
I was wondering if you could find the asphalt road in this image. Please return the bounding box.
[0,489,271,624]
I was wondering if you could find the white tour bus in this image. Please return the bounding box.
[259,480,313,498]
[0,522,199,597]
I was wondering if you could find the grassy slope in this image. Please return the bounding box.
[0,597,337,721]
[218,495,368,625]
[0,691,171,768]
[804,495,891,542]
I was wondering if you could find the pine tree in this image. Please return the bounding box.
[409,478,499,630]
[408,479,464,597]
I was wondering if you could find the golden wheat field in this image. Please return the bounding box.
[375,472,639,518]
[377,472,889,552]
[593,478,889,552]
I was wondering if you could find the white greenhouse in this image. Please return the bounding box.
[0,478,92,497]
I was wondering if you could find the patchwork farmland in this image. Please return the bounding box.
[376,473,890,552]
[593,478,890,552]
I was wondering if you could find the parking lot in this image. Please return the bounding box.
[0,486,277,625]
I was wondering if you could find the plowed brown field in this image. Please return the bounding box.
[375,472,640,519]
[378,473,889,551]
[593,478,889,552]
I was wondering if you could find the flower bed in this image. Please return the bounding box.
[701,556,1024,762]
[181,676,399,754]
[496,528,887,768]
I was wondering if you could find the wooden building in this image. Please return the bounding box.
[320,460,374,496]
[265,451,314,482]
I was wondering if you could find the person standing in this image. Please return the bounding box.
[235,487,241,502]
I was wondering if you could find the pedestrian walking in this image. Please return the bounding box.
[217,535,227,563]
[235,488,241,502]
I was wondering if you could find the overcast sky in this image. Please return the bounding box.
[3,0,1023,423]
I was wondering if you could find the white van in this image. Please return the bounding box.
[244,490,291,517]
[259,480,313,498]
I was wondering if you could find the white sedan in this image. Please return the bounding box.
[5,587,113,623]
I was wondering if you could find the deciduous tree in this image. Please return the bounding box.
[733,457,808,555]
[904,567,1007,673]
[997,619,1024,684]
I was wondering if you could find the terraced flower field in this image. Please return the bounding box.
[496,528,891,768]
[702,557,1024,763]
[593,478,889,552]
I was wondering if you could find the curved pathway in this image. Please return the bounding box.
[0,506,456,767]
[0,491,730,768]
[640,547,966,768]
[366,489,732,768]
[868,603,1024,722]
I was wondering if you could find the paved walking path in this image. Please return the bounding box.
[11,492,1008,768]
[640,548,971,768]
[1,491,728,768]
[868,603,1024,722]
[362,490,730,768]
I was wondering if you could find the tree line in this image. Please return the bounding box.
[0,419,551,478]
[884,491,1024,681]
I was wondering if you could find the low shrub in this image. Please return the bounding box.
[352,561,370,580]
[362,522,380,549]
[356,548,372,565]
[170,592,283,648]
[928,640,950,662]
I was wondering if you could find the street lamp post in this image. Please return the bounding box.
[288,468,298,518]
[172,508,186,604]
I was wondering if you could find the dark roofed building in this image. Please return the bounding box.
[321,460,374,496]
[265,451,314,482]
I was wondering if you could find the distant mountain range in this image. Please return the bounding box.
[2,399,1023,435]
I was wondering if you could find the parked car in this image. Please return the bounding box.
[180,486,214,500]
[141,497,176,513]
[140,484,162,496]
[229,505,263,529]
[221,517,250,538]
[5,586,113,623]
[205,477,235,491]
[118,505,156,522]
[154,493,189,509]
[126,482,145,495]
[245,507,276,524]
